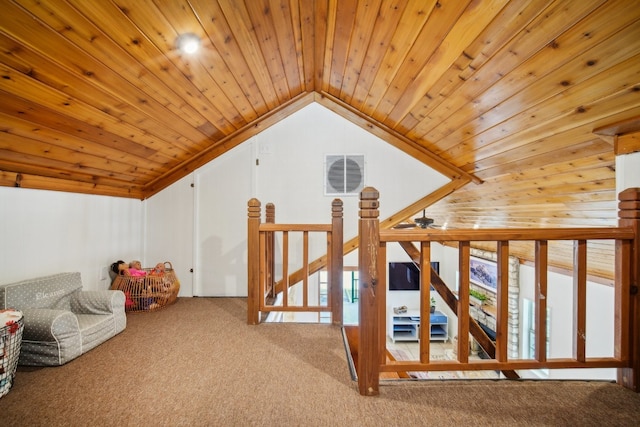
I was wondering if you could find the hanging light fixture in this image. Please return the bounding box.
[176,33,200,54]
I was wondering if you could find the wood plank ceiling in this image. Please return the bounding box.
[1,0,639,281]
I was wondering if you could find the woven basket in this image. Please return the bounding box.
[110,262,180,313]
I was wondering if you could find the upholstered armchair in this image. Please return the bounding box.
[0,272,126,366]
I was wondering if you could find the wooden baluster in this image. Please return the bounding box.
[282,231,289,307]
[265,203,275,301]
[573,239,587,363]
[303,231,309,308]
[618,187,640,391]
[496,241,510,362]
[358,187,380,396]
[457,242,470,364]
[247,198,261,325]
[331,199,344,325]
[535,240,548,362]
[419,241,431,363]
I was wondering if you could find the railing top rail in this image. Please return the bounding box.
[380,227,635,242]
[259,224,333,232]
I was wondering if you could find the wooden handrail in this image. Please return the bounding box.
[357,186,639,396]
[247,198,343,324]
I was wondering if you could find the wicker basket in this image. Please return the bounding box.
[110,262,180,313]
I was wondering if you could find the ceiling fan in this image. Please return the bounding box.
[394,210,443,229]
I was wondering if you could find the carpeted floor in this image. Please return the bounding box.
[1,297,640,426]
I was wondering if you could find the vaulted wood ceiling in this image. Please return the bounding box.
[1,0,639,281]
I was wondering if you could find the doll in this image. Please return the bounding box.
[150,263,165,277]
[128,260,147,277]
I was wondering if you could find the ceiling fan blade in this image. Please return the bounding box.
[393,223,417,229]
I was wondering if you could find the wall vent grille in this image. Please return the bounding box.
[324,154,365,196]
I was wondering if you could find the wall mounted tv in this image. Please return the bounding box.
[388,261,439,291]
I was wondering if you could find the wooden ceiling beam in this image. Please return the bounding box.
[593,115,640,154]
[0,170,143,199]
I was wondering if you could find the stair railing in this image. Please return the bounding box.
[247,198,343,325]
[357,187,639,396]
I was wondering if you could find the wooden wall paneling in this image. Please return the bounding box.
[432,0,640,152]
[244,0,296,102]
[0,133,150,185]
[472,138,613,179]
[0,34,212,155]
[19,0,230,133]
[122,0,258,126]
[361,0,452,123]
[347,0,407,110]
[272,0,305,95]
[66,0,242,128]
[336,0,381,101]
[412,0,608,147]
[399,0,552,135]
[383,0,507,125]
[0,64,200,163]
[192,0,278,112]
[311,0,328,91]
[297,0,317,91]
[318,0,337,94]
[214,0,285,110]
[438,21,640,157]
[0,112,162,173]
[445,54,640,168]
[0,91,169,163]
[324,0,357,98]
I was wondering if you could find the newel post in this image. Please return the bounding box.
[618,187,640,391]
[358,187,380,396]
[247,198,261,325]
[265,203,275,300]
[331,199,344,325]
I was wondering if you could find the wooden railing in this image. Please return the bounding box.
[357,187,640,396]
[247,198,343,325]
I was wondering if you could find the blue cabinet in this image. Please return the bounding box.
[388,309,448,342]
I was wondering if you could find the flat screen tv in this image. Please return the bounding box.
[388,261,439,291]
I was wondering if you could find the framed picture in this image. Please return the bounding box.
[469,256,497,292]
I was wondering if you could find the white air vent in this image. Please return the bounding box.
[324,154,365,196]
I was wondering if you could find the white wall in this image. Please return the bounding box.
[185,103,449,296]
[518,266,615,380]
[616,151,640,194]
[144,174,194,297]
[0,187,143,290]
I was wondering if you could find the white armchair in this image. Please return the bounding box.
[0,272,126,366]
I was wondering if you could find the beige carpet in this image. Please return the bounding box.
[1,297,639,426]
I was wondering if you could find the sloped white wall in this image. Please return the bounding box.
[189,102,449,296]
[0,187,143,290]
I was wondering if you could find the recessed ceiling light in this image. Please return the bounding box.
[176,33,200,54]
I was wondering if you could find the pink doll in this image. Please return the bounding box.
[128,260,147,277]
